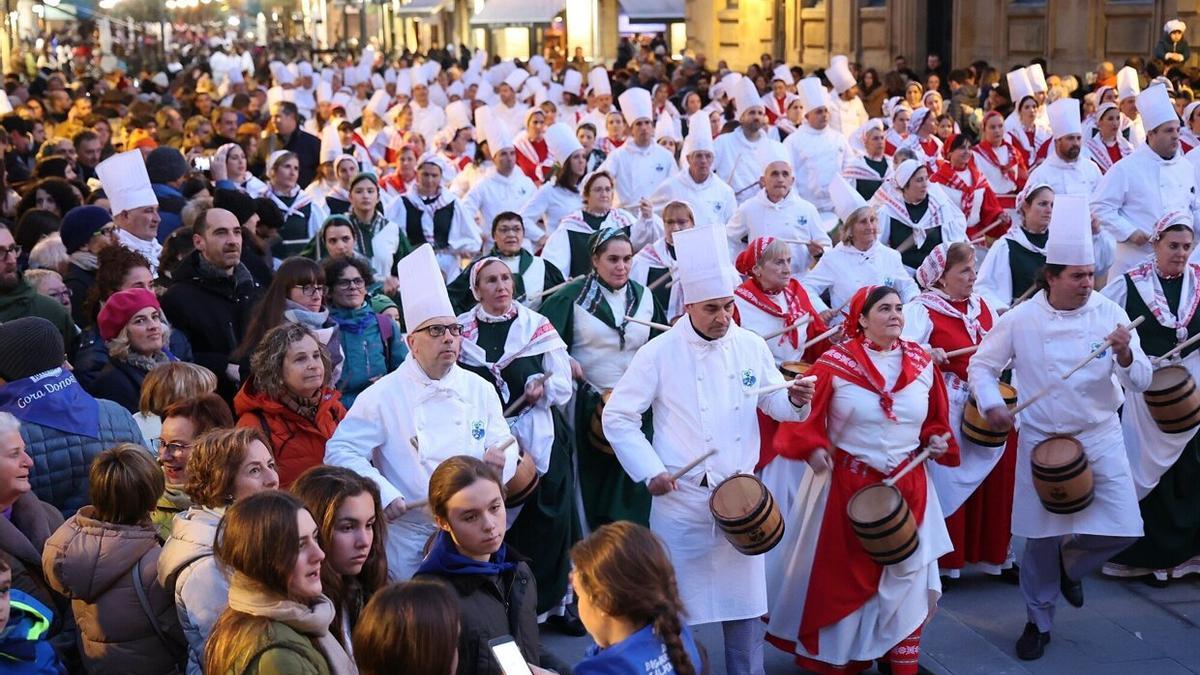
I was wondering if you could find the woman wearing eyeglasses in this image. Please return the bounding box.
[324,257,407,408]
[150,393,235,541]
[233,257,344,384]
[539,228,666,530]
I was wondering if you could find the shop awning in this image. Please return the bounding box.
[619,0,683,21]
[470,0,563,26]
[396,0,447,17]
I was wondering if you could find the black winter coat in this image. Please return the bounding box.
[160,252,262,401]
[88,359,149,414]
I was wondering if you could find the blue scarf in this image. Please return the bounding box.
[415,530,516,577]
[330,305,377,334]
[0,368,101,439]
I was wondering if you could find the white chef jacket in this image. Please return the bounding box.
[829,95,869,140]
[602,318,809,625]
[410,101,446,144]
[976,225,1116,311]
[1026,151,1102,198]
[783,124,851,217]
[1091,144,1200,276]
[713,129,787,203]
[726,190,831,277]
[493,102,530,139]
[968,291,1149,538]
[517,183,583,240]
[323,358,518,577]
[596,140,678,208]
[461,168,544,244]
[803,241,920,316]
[383,191,483,281]
[647,169,737,229]
[539,209,662,279]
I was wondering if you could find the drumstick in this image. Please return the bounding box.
[777,238,813,246]
[624,315,672,331]
[943,344,980,359]
[647,271,673,290]
[670,449,718,481]
[968,217,1012,245]
[761,316,811,341]
[802,325,840,350]
[522,274,585,301]
[1154,330,1200,363]
[1059,316,1145,380]
[882,441,942,487]
[503,374,547,417]
[1010,283,1038,307]
[404,498,428,509]
[753,375,816,396]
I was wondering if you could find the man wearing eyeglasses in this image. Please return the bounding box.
[325,244,518,579]
[0,225,79,356]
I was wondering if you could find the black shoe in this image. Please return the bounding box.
[1058,548,1084,608]
[1000,563,1021,585]
[1141,574,1169,589]
[544,604,587,637]
[1015,622,1051,660]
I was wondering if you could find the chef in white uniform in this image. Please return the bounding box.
[713,77,787,205]
[324,244,518,579]
[827,56,869,140]
[1093,84,1200,277]
[968,194,1149,661]
[648,110,738,229]
[597,87,677,209]
[603,223,813,675]
[726,142,831,277]
[784,77,852,230]
[461,116,542,247]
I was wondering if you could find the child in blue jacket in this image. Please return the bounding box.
[0,559,65,674]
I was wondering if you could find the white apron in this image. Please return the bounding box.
[1120,350,1200,499]
[928,372,1011,516]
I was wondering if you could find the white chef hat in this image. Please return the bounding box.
[395,69,413,97]
[398,244,456,330]
[714,72,742,101]
[503,68,529,91]
[370,73,386,91]
[445,100,473,132]
[797,77,829,111]
[655,113,680,142]
[96,150,157,216]
[298,61,314,79]
[545,122,583,163]
[827,56,856,95]
[1166,19,1187,34]
[1047,98,1082,139]
[1045,194,1094,266]
[682,110,715,156]
[321,67,335,83]
[675,225,738,304]
[830,173,870,222]
[409,68,427,91]
[587,67,611,96]
[316,80,332,104]
[772,64,794,86]
[331,91,351,110]
[733,77,765,119]
[384,68,398,85]
[1117,66,1141,101]
[760,140,790,170]
[1137,84,1179,132]
[562,69,583,97]
[366,90,390,118]
[1027,63,1048,94]
[618,87,653,125]
[483,116,516,154]
[423,61,442,81]
[227,67,244,85]
[319,124,341,163]
[1007,67,1034,105]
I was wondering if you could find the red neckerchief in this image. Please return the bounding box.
[811,337,930,421]
[734,277,808,348]
[917,291,986,342]
[972,140,1024,184]
[931,158,984,216]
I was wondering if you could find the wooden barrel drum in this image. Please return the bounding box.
[504,449,540,508]
[588,389,615,454]
[1143,365,1200,434]
[781,361,811,380]
[847,483,920,565]
[961,382,1018,447]
[709,474,785,555]
[1030,435,1094,514]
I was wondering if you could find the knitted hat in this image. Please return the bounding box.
[213,188,255,226]
[97,288,161,341]
[145,147,189,184]
[0,317,65,381]
[60,206,113,254]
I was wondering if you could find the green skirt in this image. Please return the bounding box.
[505,409,581,614]
[574,385,652,531]
[1112,435,1200,571]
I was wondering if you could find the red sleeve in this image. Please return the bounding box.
[773,367,835,461]
[921,366,960,467]
[968,184,1006,240]
[801,313,832,363]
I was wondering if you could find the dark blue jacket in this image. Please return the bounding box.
[152,183,187,244]
[0,590,65,674]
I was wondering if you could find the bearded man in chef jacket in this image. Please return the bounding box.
[602,224,815,675]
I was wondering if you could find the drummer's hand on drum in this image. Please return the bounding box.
[648,472,677,496]
[984,405,1014,433]
[524,378,545,406]
[788,375,816,407]
[929,347,949,365]
[383,496,409,521]
[926,432,952,458]
[806,448,832,474]
[483,441,509,474]
[1108,324,1134,366]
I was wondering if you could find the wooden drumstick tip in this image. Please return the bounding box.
[670,448,718,481]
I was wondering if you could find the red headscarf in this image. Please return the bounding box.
[735,236,776,276]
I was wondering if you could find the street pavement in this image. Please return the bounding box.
[543,552,1200,673]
